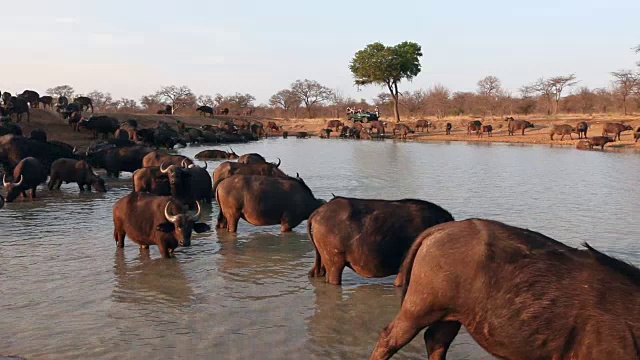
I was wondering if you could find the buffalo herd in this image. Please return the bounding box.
[0,105,639,359]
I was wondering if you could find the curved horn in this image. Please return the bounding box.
[181,159,188,168]
[160,161,169,173]
[331,193,336,198]
[2,174,9,187]
[72,146,77,154]
[14,175,23,186]
[189,201,202,222]
[296,172,300,178]
[201,161,207,170]
[164,201,179,223]
[230,147,236,155]
[275,158,281,168]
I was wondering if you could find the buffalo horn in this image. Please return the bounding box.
[201,161,207,170]
[181,159,188,168]
[189,201,202,222]
[13,175,23,186]
[164,201,179,223]
[160,162,169,173]
[2,174,9,187]
[275,158,281,168]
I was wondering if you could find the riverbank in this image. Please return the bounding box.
[10,109,640,151]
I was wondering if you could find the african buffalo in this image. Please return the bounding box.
[359,129,372,140]
[158,162,197,206]
[3,157,48,202]
[369,121,386,137]
[142,151,193,168]
[39,96,53,109]
[48,158,106,192]
[78,116,120,139]
[1,92,11,106]
[479,125,493,137]
[266,121,281,132]
[370,219,640,360]
[197,105,214,117]
[549,124,576,140]
[132,166,170,194]
[445,122,452,135]
[602,122,633,141]
[576,121,589,139]
[589,136,615,150]
[506,118,534,136]
[296,132,309,139]
[194,149,239,160]
[0,135,77,172]
[308,197,453,286]
[74,96,94,112]
[112,192,210,258]
[237,153,267,164]
[56,96,69,111]
[575,140,593,150]
[415,120,431,132]
[212,161,287,191]
[282,131,288,139]
[184,162,213,204]
[635,127,640,142]
[48,140,75,154]
[29,129,47,143]
[326,120,343,131]
[0,123,22,136]
[320,128,333,139]
[0,194,4,209]
[467,120,482,135]
[393,124,414,140]
[216,174,324,233]
[18,90,40,108]
[6,97,30,123]
[87,145,151,177]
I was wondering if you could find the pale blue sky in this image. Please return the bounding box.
[2,0,638,104]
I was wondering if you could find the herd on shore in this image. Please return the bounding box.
[0,93,639,359]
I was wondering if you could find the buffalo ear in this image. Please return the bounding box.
[193,223,211,233]
[156,222,175,232]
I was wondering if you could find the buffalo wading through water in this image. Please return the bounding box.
[369,219,640,360]
[112,192,210,258]
[215,174,325,233]
[212,161,288,192]
[307,197,454,286]
[3,157,48,202]
[48,158,106,192]
[195,148,239,160]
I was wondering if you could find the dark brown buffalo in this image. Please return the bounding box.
[393,124,414,140]
[576,121,589,139]
[48,140,75,154]
[39,96,54,109]
[479,125,493,137]
[237,153,274,165]
[589,136,615,149]
[575,139,593,150]
[56,96,69,112]
[370,219,640,360]
[18,90,40,108]
[602,122,634,141]
[320,128,333,138]
[132,166,170,194]
[445,122,452,135]
[30,129,47,142]
[1,92,11,106]
[74,96,94,112]
[506,118,534,135]
[159,161,213,205]
[3,157,48,202]
[194,148,238,160]
[112,192,210,258]
[415,120,431,132]
[296,131,309,138]
[467,120,482,135]
[0,123,22,136]
[196,105,214,117]
[185,162,213,204]
[308,197,454,286]
[0,194,4,209]
[87,145,151,177]
[282,131,289,138]
[142,151,193,168]
[326,120,344,131]
[0,135,77,173]
[78,116,120,139]
[6,97,30,122]
[549,124,576,140]
[369,121,386,137]
[48,158,106,192]
[114,128,130,140]
[216,174,324,232]
[212,161,287,193]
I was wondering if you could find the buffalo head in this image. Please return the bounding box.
[3,174,24,202]
[160,162,190,186]
[157,201,210,247]
[228,148,239,159]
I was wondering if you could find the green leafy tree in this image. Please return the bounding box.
[349,41,422,122]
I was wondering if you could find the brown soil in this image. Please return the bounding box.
[10,110,640,152]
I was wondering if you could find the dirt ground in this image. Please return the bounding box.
[10,109,640,152]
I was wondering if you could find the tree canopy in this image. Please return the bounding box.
[349,41,422,122]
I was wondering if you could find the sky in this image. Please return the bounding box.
[2,0,639,104]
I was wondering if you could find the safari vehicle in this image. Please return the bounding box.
[348,111,379,123]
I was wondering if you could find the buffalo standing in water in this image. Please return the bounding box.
[215,174,324,233]
[3,157,48,201]
[48,158,106,192]
[194,149,239,160]
[370,219,640,360]
[589,136,615,150]
[307,197,453,286]
[212,161,287,192]
[112,192,210,258]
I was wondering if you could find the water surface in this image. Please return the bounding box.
[1,139,639,359]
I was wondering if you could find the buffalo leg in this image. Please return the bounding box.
[308,248,326,277]
[21,191,27,199]
[157,242,171,258]
[325,261,345,285]
[216,209,227,229]
[423,320,461,360]
[78,183,85,192]
[56,180,62,190]
[370,308,446,360]
[48,178,55,190]
[29,188,36,199]
[114,228,125,248]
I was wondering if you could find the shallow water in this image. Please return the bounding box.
[1,139,639,359]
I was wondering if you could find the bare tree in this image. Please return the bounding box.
[86,90,114,111]
[114,98,139,112]
[290,79,332,118]
[574,87,595,114]
[197,95,215,107]
[531,78,555,115]
[477,76,502,97]
[46,85,75,99]
[425,84,450,119]
[269,89,301,118]
[154,85,196,114]
[548,74,578,114]
[611,70,638,115]
[399,90,427,117]
[140,95,163,112]
[329,89,347,118]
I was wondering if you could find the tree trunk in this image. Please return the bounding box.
[387,81,401,122]
[623,96,627,115]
